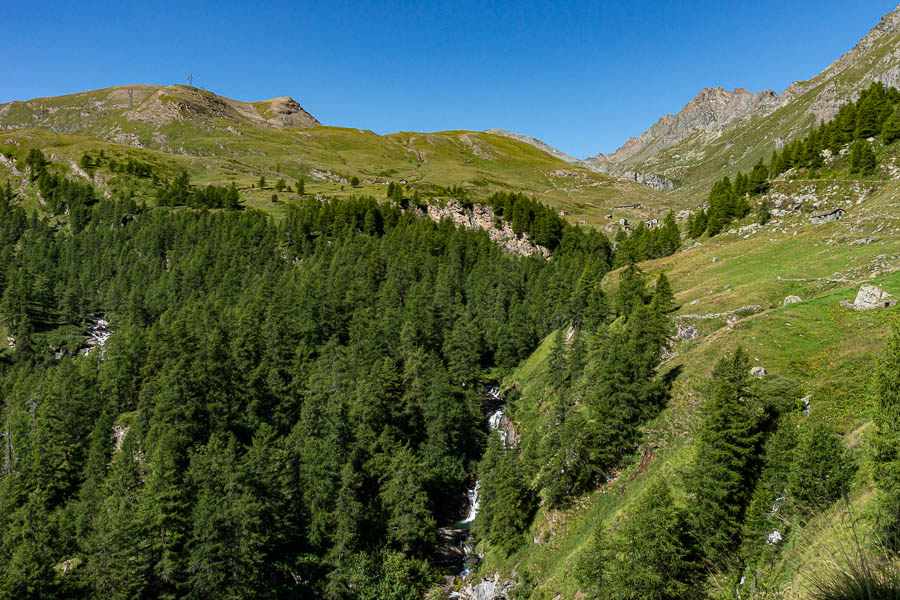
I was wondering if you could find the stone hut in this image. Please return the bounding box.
[809,208,846,224]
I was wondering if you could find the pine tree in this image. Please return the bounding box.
[662,212,681,254]
[614,263,647,319]
[548,328,568,390]
[185,435,268,598]
[757,198,771,225]
[380,445,436,555]
[599,479,692,600]
[225,182,240,210]
[871,321,900,547]
[788,421,855,511]
[741,416,798,559]
[484,449,534,554]
[686,348,763,559]
[134,429,189,598]
[849,140,877,175]
[855,94,881,140]
[567,327,587,382]
[882,110,900,144]
[689,209,708,238]
[748,159,770,195]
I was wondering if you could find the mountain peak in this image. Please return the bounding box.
[0,84,320,138]
[854,3,900,51]
[594,86,779,164]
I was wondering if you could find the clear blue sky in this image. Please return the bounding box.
[2,1,897,158]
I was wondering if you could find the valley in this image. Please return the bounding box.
[1,4,900,600]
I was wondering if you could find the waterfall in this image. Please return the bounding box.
[462,481,481,524]
[463,401,506,525]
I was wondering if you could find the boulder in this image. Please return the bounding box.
[750,367,767,377]
[853,285,898,311]
[800,394,812,415]
[783,295,802,306]
[676,324,697,340]
[457,574,515,600]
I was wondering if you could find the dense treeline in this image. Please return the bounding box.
[572,348,860,599]
[690,81,900,237]
[0,185,615,598]
[26,149,98,232]
[475,266,678,553]
[486,192,565,250]
[155,171,242,209]
[612,212,681,265]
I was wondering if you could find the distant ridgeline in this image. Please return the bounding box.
[688,81,900,237]
[0,148,691,598]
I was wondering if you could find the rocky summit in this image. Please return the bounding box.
[589,87,781,165]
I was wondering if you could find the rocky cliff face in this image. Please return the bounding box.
[592,87,781,165]
[782,4,900,123]
[423,199,551,259]
[583,160,676,191]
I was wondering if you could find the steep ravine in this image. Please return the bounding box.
[436,384,515,600]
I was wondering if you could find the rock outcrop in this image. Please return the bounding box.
[783,295,803,306]
[583,160,676,191]
[424,199,551,259]
[852,284,898,310]
[454,574,514,600]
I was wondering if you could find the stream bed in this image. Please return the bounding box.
[438,383,507,583]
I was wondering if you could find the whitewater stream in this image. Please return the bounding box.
[451,385,506,580]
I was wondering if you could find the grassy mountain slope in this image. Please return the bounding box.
[469,159,900,598]
[0,86,680,226]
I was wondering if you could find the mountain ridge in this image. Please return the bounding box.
[0,84,321,135]
[591,86,781,165]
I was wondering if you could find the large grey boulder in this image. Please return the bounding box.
[783,295,802,306]
[853,285,898,311]
[455,574,514,600]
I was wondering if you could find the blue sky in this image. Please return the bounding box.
[2,1,897,157]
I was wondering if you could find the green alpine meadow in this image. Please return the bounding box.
[2,3,900,600]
